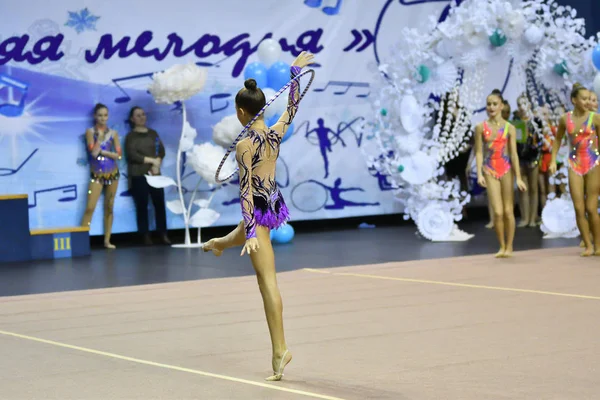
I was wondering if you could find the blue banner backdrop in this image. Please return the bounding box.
[0,0,518,234]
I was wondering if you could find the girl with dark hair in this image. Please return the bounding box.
[551,84,600,256]
[203,51,315,381]
[124,106,170,245]
[475,90,527,258]
[81,103,122,249]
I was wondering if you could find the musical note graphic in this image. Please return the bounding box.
[0,149,38,177]
[111,72,154,103]
[28,185,78,209]
[304,0,322,8]
[0,74,29,117]
[210,93,231,113]
[313,81,370,98]
[322,0,342,15]
[303,0,343,15]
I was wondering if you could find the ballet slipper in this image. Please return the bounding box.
[265,350,292,382]
[104,242,116,249]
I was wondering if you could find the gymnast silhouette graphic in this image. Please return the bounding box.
[305,118,347,178]
[308,178,380,209]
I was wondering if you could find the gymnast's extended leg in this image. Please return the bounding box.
[249,225,291,381]
[203,221,246,256]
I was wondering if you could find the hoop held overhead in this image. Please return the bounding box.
[214,68,316,184]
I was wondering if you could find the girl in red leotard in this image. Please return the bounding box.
[550,84,600,256]
[579,89,600,248]
[475,89,527,258]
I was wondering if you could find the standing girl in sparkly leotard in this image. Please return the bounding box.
[475,90,527,258]
[550,84,600,256]
[80,103,122,249]
[202,52,314,381]
[578,90,600,248]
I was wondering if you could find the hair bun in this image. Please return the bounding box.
[244,79,258,91]
[491,89,502,96]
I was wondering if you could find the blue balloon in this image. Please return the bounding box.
[267,61,291,91]
[267,113,281,127]
[244,62,268,88]
[272,224,294,244]
[592,45,600,71]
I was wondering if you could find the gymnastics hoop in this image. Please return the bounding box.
[214,68,316,183]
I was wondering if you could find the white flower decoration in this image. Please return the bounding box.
[148,63,207,104]
[186,142,237,185]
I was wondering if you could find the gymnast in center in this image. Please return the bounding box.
[203,51,315,381]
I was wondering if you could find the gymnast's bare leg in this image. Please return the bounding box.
[202,221,245,256]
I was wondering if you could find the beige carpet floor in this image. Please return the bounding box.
[0,247,599,399]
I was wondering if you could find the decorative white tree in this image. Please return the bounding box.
[144,63,236,247]
[363,0,594,242]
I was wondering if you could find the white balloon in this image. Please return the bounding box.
[262,88,278,119]
[594,73,600,99]
[257,39,281,68]
[270,88,289,117]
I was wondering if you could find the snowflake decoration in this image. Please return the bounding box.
[65,8,100,34]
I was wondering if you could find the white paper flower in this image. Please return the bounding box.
[416,203,455,241]
[212,114,243,149]
[399,95,423,133]
[418,61,459,98]
[189,208,221,228]
[166,199,185,215]
[194,199,211,208]
[148,63,207,104]
[396,132,422,155]
[145,175,177,189]
[541,197,577,235]
[400,151,437,185]
[187,142,237,184]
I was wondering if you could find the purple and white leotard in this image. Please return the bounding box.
[236,66,302,240]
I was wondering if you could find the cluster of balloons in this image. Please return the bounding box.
[593,46,600,98]
[244,39,295,143]
[270,224,295,244]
